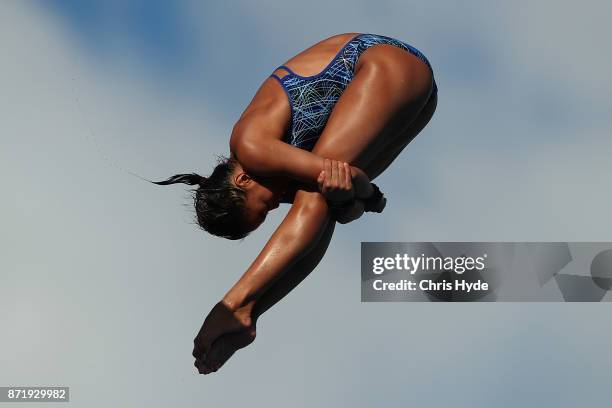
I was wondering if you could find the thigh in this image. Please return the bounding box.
[311,45,433,167]
[365,89,438,180]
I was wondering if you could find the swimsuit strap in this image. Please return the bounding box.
[270,65,296,80]
[277,65,297,76]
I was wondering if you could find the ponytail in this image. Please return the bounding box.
[152,156,251,240]
[152,172,206,187]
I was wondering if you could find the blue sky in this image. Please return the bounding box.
[2,1,612,407]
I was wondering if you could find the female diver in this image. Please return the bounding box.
[153,33,438,374]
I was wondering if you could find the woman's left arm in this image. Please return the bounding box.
[232,126,373,198]
[232,124,325,184]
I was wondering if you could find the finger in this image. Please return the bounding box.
[323,172,330,193]
[317,171,324,191]
[344,163,352,189]
[324,159,332,190]
[331,160,339,187]
[342,162,351,189]
[337,161,345,189]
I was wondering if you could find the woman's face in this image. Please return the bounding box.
[232,165,287,232]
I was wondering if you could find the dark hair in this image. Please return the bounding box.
[152,156,250,240]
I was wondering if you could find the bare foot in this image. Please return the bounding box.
[192,301,253,365]
[196,327,257,374]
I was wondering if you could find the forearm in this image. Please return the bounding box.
[235,136,374,193]
[222,191,331,311]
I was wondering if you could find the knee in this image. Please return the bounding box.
[403,56,434,106]
[293,190,328,218]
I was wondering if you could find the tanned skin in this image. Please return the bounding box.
[192,33,437,373]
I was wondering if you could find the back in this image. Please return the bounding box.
[231,33,363,150]
[231,33,433,153]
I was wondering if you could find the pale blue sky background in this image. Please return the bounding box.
[2,1,612,407]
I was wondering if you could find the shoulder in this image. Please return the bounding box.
[229,112,270,155]
[230,103,290,155]
[229,112,283,174]
[229,117,250,153]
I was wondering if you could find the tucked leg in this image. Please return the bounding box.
[311,45,434,170]
[365,90,438,180]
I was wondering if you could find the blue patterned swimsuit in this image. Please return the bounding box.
[270,33,436,151]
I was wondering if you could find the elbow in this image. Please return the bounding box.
[233,137,267,175]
